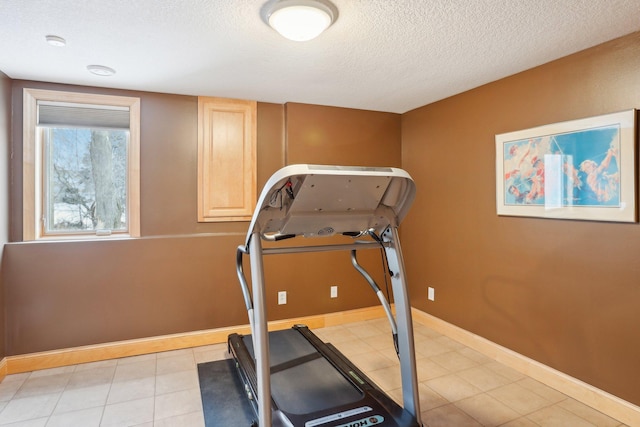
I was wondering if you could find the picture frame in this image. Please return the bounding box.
[495,109,637,222]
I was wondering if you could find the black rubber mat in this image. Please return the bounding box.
[197,358,255,427]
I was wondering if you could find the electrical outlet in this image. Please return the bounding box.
[278,291,287,305]
[330,285,338,298]
[428,287,435,301]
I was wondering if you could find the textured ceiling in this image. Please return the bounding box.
[1,0,639,113]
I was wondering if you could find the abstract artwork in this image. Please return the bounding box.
[496,110,636,222]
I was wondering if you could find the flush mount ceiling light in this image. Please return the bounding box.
[263,0,337,42]
[45,35,66,47]
[87,65,116,77]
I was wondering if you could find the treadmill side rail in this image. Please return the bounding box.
[249,231,272,426]
[383,227,421,416]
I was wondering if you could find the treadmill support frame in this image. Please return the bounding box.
[249,231,272,426]
[235,164,423,426]
[244,227,421,426]
[383,226,421,415]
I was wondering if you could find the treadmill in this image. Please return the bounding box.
[228,164,422,427]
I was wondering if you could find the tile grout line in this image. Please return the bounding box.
[97,360,120,427]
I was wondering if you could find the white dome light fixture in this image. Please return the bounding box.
[264,0,337,42]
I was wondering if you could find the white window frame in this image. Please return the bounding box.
[23,88,140,240]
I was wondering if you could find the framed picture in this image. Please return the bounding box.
[496,109,637,222]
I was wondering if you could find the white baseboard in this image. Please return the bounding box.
[411,308,640,427]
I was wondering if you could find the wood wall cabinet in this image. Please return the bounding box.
[197,97,257,222]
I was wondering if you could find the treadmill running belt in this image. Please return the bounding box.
[242,329,363,415]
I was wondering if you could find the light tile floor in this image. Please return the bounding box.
[0,318,630,426]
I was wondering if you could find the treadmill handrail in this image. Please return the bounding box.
[236,245,252,312]
[236,245,258,356]
[350,249,399,356]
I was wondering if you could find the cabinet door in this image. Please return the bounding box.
[198,97,257,222]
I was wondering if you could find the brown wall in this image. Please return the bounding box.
[0,71,11,359]
[4,84,401,354]
[5,235,245,354]
[268,102,403,319]
[7,31,637,409]
[285,102,402,167]
[402,31,640,405]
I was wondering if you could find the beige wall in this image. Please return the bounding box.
[401,31,640,405]
[4,84,401,355]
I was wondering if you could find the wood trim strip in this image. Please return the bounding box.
[0,358,7,383]
[411,308,640,427]
[22,89,38,240]
[4,306,386,375]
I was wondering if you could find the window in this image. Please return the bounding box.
[23,89,140,240]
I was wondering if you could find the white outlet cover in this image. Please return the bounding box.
[428,287,435,301]
[278,291,287,305]
[330,286,338,298]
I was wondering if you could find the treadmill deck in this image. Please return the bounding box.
[228,325,420,427]
[241,328,362,415]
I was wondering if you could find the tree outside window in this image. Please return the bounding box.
[45,127,128,233]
